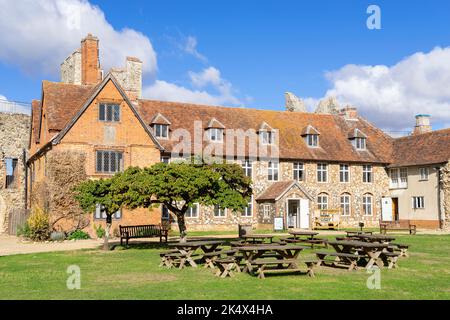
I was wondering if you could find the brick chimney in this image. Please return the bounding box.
[81,34,102,85]
[413,114,432,135]
[339,106,358,120]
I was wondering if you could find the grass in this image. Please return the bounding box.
[0,234,449,299]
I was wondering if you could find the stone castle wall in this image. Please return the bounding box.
[0,112,30,234]
[441,161,450,230]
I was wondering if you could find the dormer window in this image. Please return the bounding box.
[154,124,169,138]
[349,129,367,150]
[208,128,224,142]
[260,131,274,145]
[150,113,171,139]
[307,134,319,147]
[258,122,275,145]
[301,125,320,148]
[354,137,366,150]
[207,118,225,142]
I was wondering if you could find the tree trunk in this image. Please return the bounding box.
[103,214,112,251]
[177,213,188,243]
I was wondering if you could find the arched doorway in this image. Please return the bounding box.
[0,195,6,234]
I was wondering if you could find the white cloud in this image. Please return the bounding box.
[183,36,207,63]
[144,67,244,106]
[0,95,6,101]
[305,47,450,131]
[0,0,157,76]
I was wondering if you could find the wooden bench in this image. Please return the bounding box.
[381,252,400,269]
[202,249,237,269]
[251,259,316,279]
[388,243,410,257]
[380,222,417,235]
[159,249,178,268]
[119,224,168,246]
[215,258,241,278]
[315,251,360,270]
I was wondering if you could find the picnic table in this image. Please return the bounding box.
[284,230,327,248]
[238,244,308,274]
[240,234,274,244]
[167,240,225,268]
[354,234,396,243]
[345,231,373,237]
[323,240,389,270]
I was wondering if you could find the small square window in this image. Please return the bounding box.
[419,168,429,181]
[99,104,120,122]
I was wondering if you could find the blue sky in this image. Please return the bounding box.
[1,0,450,131]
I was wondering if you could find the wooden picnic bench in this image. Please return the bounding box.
[315,251,360,271]
[168,240,224,268]
[215,258,241,278]
[119,224,168,246]
[202,249,238,269]
[388,243,410,257]
[380,251,400,269]
[380,221,417,235]
[284,230,328,248]
[251,258,317,279]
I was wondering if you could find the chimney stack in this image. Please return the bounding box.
[413,114,432,135]
[339,106,358,120]
[81,34,102,85]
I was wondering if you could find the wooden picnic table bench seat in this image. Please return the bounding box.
[251,259,316,278]
[315,251,360,270]
[202,249,237,269]
[214,258,241,278]
[381,251,400,269]
[119,224,168,246]
[380,222,417,235]
[388,243,409,257]
[162,252,201,269]
[159,249,179,268]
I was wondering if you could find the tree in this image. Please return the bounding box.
[117,160,252,242]
[74,178,122,250]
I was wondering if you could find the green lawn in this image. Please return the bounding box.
[0,234,449,299]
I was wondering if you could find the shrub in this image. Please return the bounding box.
[27,207,50,241]
[17,222,31,238]
[94,224,106,239]
[67,230,90,240]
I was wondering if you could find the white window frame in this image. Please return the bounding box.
[242,160,252,178]
[268,161,279,181]
[412,196,425,209]
[317,194,328,211]
[419,167,429,181]
[339,164,350,183]
[362,165,373,183]
[362,194,373,216]
[185,203,199,218]
[94,204,121,220]
[317,163,328,183]
[293,162,304,181]
[263,204,271,219]
[306,134,319,147]
[389,168,407,188]
[208,128,224,142]
[354,137,366,150]
[340,194,351,216]
[260,131,274,145]
[154,124,169,139]
[213,204,226,218]
[241,196,253,217]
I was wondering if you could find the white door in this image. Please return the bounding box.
[300,199,310,229]
[381,197,393,221]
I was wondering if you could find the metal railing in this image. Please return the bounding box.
[0,99,31,115]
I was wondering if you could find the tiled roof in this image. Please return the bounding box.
[42,80,96,131]
[136,99,394,163]
[390,128,450,167]
[256,181,296,201]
